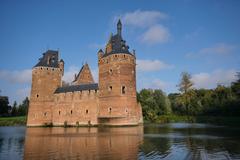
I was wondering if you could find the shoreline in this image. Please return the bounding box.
[0,115,240,127]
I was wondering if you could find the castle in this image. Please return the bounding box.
[27,20,143,126]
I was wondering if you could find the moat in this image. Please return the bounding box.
[0,123,240,160]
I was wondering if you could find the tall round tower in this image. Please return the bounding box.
[27,50,63,126]
[98,20,142,125]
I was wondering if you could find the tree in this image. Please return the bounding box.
[153,90,172,115]
[138,89,172,121]
[11,101,18,116]
[0,96,11,116]
[231,72,240,98]
[177,72,194,116]
[177,72,193,94]
[18,97,29,116]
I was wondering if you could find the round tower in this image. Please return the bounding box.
[98,20,141,125]
[27,50,63,126]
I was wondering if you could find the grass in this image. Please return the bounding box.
[152,114,240,127]
[1,115,240,127]
[0,116,27,126]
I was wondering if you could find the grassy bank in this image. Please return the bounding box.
[0,116,26,126]
[0,115,239,127]
[154,114,240,127]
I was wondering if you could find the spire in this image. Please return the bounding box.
[117,19,122,36]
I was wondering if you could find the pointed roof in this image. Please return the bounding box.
[117,19,122,26]
[102,19,132,57]
[117,19,122,36]
[72,63,94,85]
[98,49,103,53]
[34,50,59,68]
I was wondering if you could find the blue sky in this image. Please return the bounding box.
[0,0,240,104]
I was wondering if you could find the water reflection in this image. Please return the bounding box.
[23,126,144,160]
[0,127,25,160]
[140,123,240,159]
[1,123,240,160]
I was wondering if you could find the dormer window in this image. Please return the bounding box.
[49,57,55,64]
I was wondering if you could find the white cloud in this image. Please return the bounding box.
[191,69,237,89]
[63,65,98,83]
[62,66,79,83]
[16,87,30,100]
[139,78,173,91]
[120,10,167,28]
[200,43,236,55]
[151,79,169,90]
[91,68,98,83]
[137,59,173,72]
[186,43,236,58]
[88,43,105,49]
[0,69,31,84]
[140,25,170,44]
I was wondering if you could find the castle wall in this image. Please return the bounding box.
[27,66,63,126]
[52,89,98,126]
[98,53,141,125]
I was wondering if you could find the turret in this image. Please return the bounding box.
[98,49,104,59]
[117,19,122,36]
[27,50,63,126]
[98,20,140,125]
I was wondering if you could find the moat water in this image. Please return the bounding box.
[0,123,240,160]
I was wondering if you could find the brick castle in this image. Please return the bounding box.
[27,20,143,126]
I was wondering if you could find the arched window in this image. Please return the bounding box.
[71,110,73,114]
[109,86,112,92]
[59,111,61,115]
[109,69,113,74]
[86,110,88,114]
[122,86,126,94]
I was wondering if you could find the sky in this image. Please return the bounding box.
[0,0,240,104]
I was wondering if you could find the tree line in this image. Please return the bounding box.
[1,72,239,121]
[0,97,29,117]
[138,72,240,122]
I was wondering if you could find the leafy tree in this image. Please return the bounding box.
[138,89,171,121]
[0,96,11,116]
[177,72,194,116]
[177,72,193,94]
[11,101,18,116]
[18,97,29,116]
[231,72,240,98]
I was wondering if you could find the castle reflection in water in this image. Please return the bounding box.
[23,126,143,160]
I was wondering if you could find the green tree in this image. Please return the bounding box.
[231,72,240,98]
[177,72,194,116]
[138,89,171,122]
[11,101,18,116]
[0,96,11,116]
[153,90,172,115]
[177,72,193,94]
[18,97,29,116]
